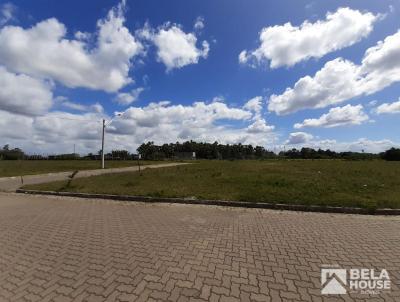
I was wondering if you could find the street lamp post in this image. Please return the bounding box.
[101,119,106,169]
[100,113,124,169]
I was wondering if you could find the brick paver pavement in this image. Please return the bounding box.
[0,193,399,302]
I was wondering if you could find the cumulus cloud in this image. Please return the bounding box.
[375,99,400,114]
[246,119,275,133]
[285,132,314,144]
[140,22,209,71]
[57,97,104,114]
[0,1,143,92]
[0,66,53,116]
[120,101,253,130]
[61,101,88,112]
[269,30,400,115]
[111,100,275,146]
[0,109,105,154]
[194,17,205,31]
[0,98,276,154]
[0,110,33,140]
[243,96,263,117]
[0,2,16,26]
[343,138,399,153]
[284,137,399,153]
[33,112,104,143]
[239,7,378,68]
[1,98,396,155]
[294,104,369,129]
[212,96,225,103]
[242,96,273,133]
[114,87,145,105]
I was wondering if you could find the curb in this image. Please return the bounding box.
[15,189,400,215]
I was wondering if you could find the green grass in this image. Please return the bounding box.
[0,160,166,177]
[24,160,400,209]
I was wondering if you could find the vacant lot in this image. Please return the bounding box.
[0,160,163,177]
[25,160,400,209]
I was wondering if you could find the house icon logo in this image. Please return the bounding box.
[321,268,347,294]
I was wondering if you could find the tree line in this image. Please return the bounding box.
[1,142,400,161]
[137,141,400,161]
[137,141,276,160]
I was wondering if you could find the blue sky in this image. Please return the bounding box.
[0,0,399,154]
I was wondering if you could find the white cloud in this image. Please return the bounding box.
[269,30,400,115]
[269,58,359,114]
[284,137,399,153]
[141,23,210,71]
[294,104,369,129]
[0,110,33,140]
[32,112,103,144]
[0,98,277,154]
[109,96,274,142]
[0,109,106,154]
[114,100,275,146]
[246,118,275,133]
[344,138,398,153]
[0,66,53,116]
[0,2,16,26]
[194,17,205,31]
[2,97,397,155]
[238,51,248,65]
[239,7,378,68]
[212,96,225,103]
[61,101,88,112]
[74,31,91,41]
[243,96,263,116]
[58,98,104,114]
[114,87,144,105]
[0,1,143,92]
[91,103,104,114]
[375,99,400,114]
[120,101,253,130]
[285,132,314,144]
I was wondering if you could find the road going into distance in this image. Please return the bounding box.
[0,193,399,301]
[0,163,188,192]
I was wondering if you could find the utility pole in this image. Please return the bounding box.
[137,153,141,174]
[101,119,105,169]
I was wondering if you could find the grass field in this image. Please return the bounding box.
[24,160,400,209]
[0,160,164,177]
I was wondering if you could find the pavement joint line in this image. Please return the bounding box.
[15,189,400,216]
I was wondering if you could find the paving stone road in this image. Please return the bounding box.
[0,193,399,302]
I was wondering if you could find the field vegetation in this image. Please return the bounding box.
[24,160,400,209]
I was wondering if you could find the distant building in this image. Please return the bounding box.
[174,152,196,160]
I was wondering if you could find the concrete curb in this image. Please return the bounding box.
[15,189,400,215]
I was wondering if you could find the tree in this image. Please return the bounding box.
[111,150,130,160]
[381,148,400,161]
[0,145,24,160]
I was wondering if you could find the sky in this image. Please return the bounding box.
[0,0,400,155]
